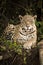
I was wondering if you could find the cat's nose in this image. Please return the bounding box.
[27,27,31,30]
[29,27,31,30]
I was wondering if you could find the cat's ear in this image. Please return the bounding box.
[34,15,37,20]
[19,15,23,21]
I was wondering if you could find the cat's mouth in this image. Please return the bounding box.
[20,32,27,36]
[19,30,35,36]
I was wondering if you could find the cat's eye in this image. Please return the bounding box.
[22,28,25,30]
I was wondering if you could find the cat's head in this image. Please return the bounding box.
[19,15,37,24]
[19,15,37,35]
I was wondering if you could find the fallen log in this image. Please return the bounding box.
[38,40,43,65]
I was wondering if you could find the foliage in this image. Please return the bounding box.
[36,21,43,42]
[0,37,27,64]
[0,38,22,54]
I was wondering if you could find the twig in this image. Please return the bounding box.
[12,55,18,64]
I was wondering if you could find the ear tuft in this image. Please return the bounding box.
[19,15,23,20]
[34,15,37,20]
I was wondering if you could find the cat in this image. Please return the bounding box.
[3,14,37,49]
